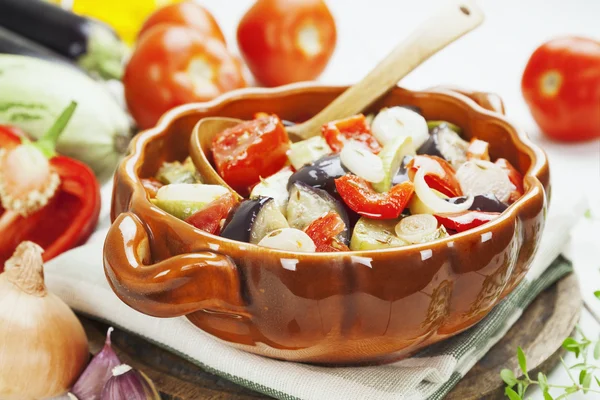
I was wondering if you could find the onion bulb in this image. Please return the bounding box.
[257,228,316,252]
[0,242,89,399]
[340,141,385,183]
[413,167,473,213]
[395,214,439,244]
[371,107,429,148]
[456,160,515,203]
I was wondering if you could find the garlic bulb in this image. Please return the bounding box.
[71,327,121,400]
[371,107,429,148]
[101,365,160,400]
[0,242,89,400]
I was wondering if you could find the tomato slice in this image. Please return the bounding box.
[304,211,348,252]
[495,158,524,203]
[212,115,290,195]
[185,192,238,235]
[407,155,463,197]
[466,138,490,161]
[335,175,414,219]
[435,211,500,232]
[322,114,381,154]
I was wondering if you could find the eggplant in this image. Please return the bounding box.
[250,167,293,213]
[221,198,289,244]
[391,155,414,186]
[0,25,78,68]
[417,123,469,169]
[287,154,347,195]
[0,0,125,79]
[447,194,509,213]
[156,157,202,185]
[287,182,350,244]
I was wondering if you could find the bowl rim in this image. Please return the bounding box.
[120,82,548,259]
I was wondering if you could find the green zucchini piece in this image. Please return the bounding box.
[287,136,332,170]
[350,217,408,251]
[151,199,209,220]
[156,157,202,185]
[427,120,462,134]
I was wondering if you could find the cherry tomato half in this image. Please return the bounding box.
[322,114,381,154]
[335,176,414,220]
[138,1,226,43]
[522,37,600,142]
[407,155,463,198]
[212,115,290,195]
[124,25,246,129]
[185,192,238,235]
[237,0,337,87]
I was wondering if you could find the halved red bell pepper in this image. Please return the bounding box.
[322,114,381,154]
[435,211,500,232]
[0,102,101,271]
[407,155,463,197]
[185,192,238,235]
[495,158,524,203]
[304,211,350,252]
[335,175,414,219]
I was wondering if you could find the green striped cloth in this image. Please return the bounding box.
[44,192,580,400]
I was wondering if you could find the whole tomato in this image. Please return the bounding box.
[237,0,337,87]
[124,25,246,129]
[138,1,226,43]
[522,37,600,142]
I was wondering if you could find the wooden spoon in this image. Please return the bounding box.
[190,0,484,198]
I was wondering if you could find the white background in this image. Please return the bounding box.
[207,0,600,398]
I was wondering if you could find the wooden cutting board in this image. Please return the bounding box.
[81,273,581,400]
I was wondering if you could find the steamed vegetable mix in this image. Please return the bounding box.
[0,55,131,181]
[150,105,525,252]
[0,0,126,79]
[0,102,101,270]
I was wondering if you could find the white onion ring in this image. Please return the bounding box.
[413,168,473,213]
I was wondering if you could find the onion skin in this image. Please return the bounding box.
[0,242,89,399]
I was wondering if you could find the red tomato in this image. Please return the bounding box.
[522,37,600,142]
[335,176,414,220]
[435,211,500,233]
[237,0,337,87]
[124,25,246,129]
[407,155,463,198]
[185,192,238,235]
[212,115,290,194]
[322,114,381,154]
[304,211,348,252]
[138,1,226,43]
[495,158,524,203]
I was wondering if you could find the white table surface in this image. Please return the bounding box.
[203,0,600,397]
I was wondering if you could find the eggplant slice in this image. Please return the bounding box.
[221,197,289,244]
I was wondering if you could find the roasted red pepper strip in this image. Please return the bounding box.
[495,158,524,203]
[185,192,238,235]
[435,211,500,232]
[304,211,349,252]
[322,114,381,154]
[407,155,463,197]
[0,104,101,271]
[335,175,414,219]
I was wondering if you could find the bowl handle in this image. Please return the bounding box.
[428,85,506,115]
[103,212,248,319]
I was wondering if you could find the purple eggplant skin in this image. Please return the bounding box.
[287,155,348,195]
[416,124,445,159]
[220,198,271,243]
[288,181,351,245]
[446,194,509,213]
[391,155,414,186]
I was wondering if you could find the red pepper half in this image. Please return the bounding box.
[495,158,524,203]
[335,175,414,219]
[407,155,463,197]
[322,114,381,154]
[304,211,349,252]
[185,192,238,235]
[0,102,101,271]
[435,211,500,233]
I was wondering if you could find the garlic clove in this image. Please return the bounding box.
[100,364,160,400]
[71,327,121,400]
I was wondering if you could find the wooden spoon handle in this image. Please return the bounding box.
[289,0,484,140]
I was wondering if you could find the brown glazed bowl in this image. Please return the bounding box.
[104,84,549,365]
